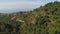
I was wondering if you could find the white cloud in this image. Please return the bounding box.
[0,1,41,10]
[0,0,41,13]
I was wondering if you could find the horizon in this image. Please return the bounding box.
[0,0,60,13]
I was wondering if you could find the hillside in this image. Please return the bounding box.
[0,1,60,34]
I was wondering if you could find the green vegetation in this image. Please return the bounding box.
[0,1,60,34]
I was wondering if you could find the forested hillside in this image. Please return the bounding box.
[0,1,60,34]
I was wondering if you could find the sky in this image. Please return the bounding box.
[0,0,60,13]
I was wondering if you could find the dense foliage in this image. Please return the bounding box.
[0,1,60,34]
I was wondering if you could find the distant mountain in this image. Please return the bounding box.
[0,1,60,34]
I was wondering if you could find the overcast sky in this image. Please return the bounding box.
[0,0,60,13]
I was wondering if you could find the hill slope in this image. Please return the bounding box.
[0,1,60,34]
